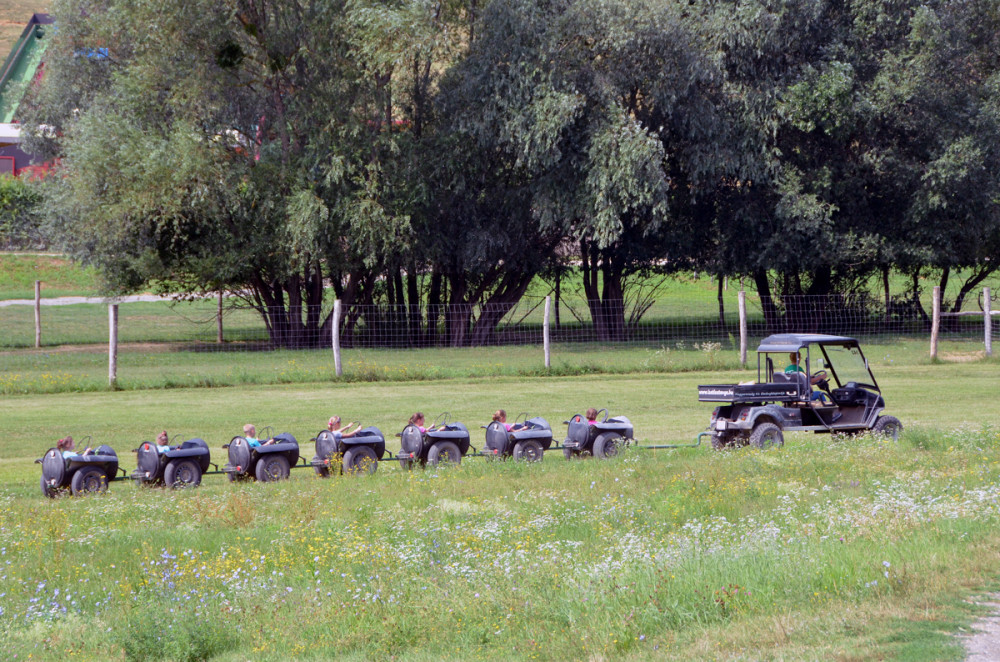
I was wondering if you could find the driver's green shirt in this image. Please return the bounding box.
[785,364,805,373]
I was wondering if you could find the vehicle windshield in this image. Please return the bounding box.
[821,344,876,389]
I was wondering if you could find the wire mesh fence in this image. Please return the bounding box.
[1,289,996,352]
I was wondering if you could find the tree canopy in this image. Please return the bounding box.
[21,0,1000,343]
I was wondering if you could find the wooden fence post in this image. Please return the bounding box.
[930,286,940,360]
[109,304,118,387]
[543,295,551,369]
[738,289,748,368]
[34,280,41,348]
[985,286,993,358]
[217,292,224,343]
[332,299,342,377]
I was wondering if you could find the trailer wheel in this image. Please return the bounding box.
[871,415,902,441]
[70,467,108,496]
[749,422,783,450]
[428,441,462,467]
[165,459,202,488]
[513,439,544,462]
[593,432,623,459]
[40,475,58,498]
[343,446,378,475]
[256,455,290,482]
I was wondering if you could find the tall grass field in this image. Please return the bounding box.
[2,350,1000,660]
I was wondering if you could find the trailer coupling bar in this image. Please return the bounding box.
[634,433,705,450]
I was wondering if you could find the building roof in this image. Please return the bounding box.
[0,14,53,124]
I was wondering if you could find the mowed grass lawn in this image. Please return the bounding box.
[2,358,1000,660]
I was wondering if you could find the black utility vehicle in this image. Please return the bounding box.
[132,437,213,488]
[37,440,122,497]
[396,414,471,468]
[562,410,635,459]
[222,429,300,482]
[483,415,553,462]
[312,426,387,476]
[699,334,902,449]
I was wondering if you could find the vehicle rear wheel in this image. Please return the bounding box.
[255,455,290,482]
[749,422,783,450]
[513,439,544,462]
[593,432,623,459]
[710,432,735,451]
[871,415,902,441]
[40,474,58,498]
[164,459,202,488]
[343,446,379,476]
[428,441,462,467]
[70,467,108,496]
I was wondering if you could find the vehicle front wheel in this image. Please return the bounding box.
[871,415,903,441]
[749,422,783,450]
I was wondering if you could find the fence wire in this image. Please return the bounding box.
[1,291,996,351]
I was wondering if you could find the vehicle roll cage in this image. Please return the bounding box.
[755,334,881,397]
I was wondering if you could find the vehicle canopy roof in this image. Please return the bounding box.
[756,334,858,353]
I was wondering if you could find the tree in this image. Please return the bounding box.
[23,0,415,347]
[439,0,741,339]
[705,0,1000,332]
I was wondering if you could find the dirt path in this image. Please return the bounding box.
[963,595,1000,661]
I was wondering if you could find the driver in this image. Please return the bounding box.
[243,423,275,448]
[492,409,527,432]
[327,416,362,440]
[786,352,829,402]
[155,431,172,454]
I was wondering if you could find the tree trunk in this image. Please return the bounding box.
[425,269,443,346]
[446,275,470,347]
[882,266,891,322]
[717,275,725,332]
[407,265,421,346]
[600,254,626,341]
[754,268,781,334]
[467,272,534,345]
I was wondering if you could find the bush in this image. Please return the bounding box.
[0,175,43,249]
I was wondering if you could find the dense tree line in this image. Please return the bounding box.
[18,0,1000,346]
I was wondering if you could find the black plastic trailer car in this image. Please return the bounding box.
[223,431,301,482]
[562,410,635,459]
[132,437,214,488]
[37,441,123,497]
[483,415,553,461]
[699,333,902,449]
[312,426,387,476]
[396,414,471,468]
